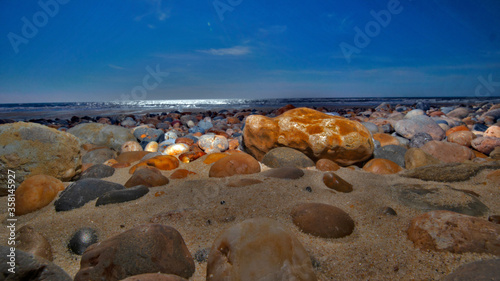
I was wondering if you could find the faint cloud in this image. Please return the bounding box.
[197,46,251,56]
[258,25,287,35]
[134,0,171,22]
[108,64,127,70]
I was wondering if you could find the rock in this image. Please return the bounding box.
[198,135,229,153]
[408,132,434,148]
[372,133,399,147]
[68,227,98,255]
[407,210,500,255]
[260,167,305,179]
[489,215,500,224]
[226,178,263,187]
[116,151,150,163]
[490,147,500,160]
[420,140,474,163]
[315,159,340,171]
[15,175,65,216]
[144,141,159,152]
[203,153,229,164]
[209,153,261,178]
[380,207,397,216]
[404,109,425,119]
[404,148,442,169]
[133,127,164,142]
[169,169,196,179]
[446,107,470,119]
[487,169,500,183]
[243,107,374,166]
[401,162,500,182]
[161,143,189,156]
[471,137,500,155]
[96,185,149,206]
[0,122,81,195]
[0,246,72,281]
[74,224,195,281]
[373,144,407,168]
[441,259,500,281]
[206,218,317,281]
[130,155,180,174]
[120,273,189,281]
[322,172,353,193]
[361,122,379,134]
[15,225,53,261]
[362,158,403,174]
[291,203,355,238]
[125,167,169,188]
[82,147,117,165]
[261,147,315,168]
[485,125,500,138]
[394,115,445,140]
[178,151,206,163]
[445,125,469,137]
[68,123,136,151]
[80,164,115,179]
[391,183,489,216]
[55,178,125,212]
[447,131,476,147]
[121,141,143,153]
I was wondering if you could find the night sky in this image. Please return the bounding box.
[1,0,499,103]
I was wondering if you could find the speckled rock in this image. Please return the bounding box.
[0,246,72,281]
[74,224,195,281]
[395,115,445,140]
[121,141,143,153]
[442,259,500,281]
[485,125,500,138]
[82,147,117,165]
[420,140,475,163]
[362,158,403,174]
[409,132,434,148]
[15,225,53,261]
[261,147,315,168]
[206,218,317,281]
[15,175,65,216]
[243,107,374,166]
[68,123,136,151]
[133,127,164,143]
[407,210,500,255]
[471,136,500,155]
[0,122,81,195]
[209,153,261,178]
[198,134,229,153]
[404,148,442,169]
[373,144,407,168]
[291,203,355,238]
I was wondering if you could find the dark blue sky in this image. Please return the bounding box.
[1,0,499,103]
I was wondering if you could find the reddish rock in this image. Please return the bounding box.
[373,133,400,147]
[175,137,195,146]
[178,151,206,163]
[421,140,475,163]
[407,210,500,255]
[243,107,374,166]
[74,224,195,281]
[274,104,296,115]
[485,125,500,138]
[404,148,442,169]
[226,117,240,124]
[228,138,240,150]
[169,169,196,179]
[447,131,476,147]
[112,162,131,168]
[209,153,261,178]
[116,151,150,163]
[471,137,500,155]
[322,172,353,193]
[15,175,65,216]
[125,167,169,188]
[362,158,403,174]
[16,225,53,261]
[445,125,470,137]
[129,155,180,174]
[203,152,230,164]
[291,203,355,238]
[316,158,340,171]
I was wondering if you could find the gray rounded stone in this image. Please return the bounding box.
[373,144,407,168]
[262,147,315,168]
[68,123,136,151]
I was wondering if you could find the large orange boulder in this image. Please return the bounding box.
[243,108,374,166]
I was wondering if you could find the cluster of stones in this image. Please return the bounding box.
[1,101,499,280]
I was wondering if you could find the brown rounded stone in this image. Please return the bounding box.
[112,162,131,168]
[16,225,53,261]
[291,203,355,238]
[130,155,180,174]
[175,137,195,146]
[471,137,500,155]
[404,148,442,169]
[169,169,196,179]
[243,107,374,166]
[373,133,400,147]
[447,131,476,147]
[74,224,195,281]
[322,172,353,193]
[125,167,169,188]
[362,158,403,174]
[407,210,500,255]
[203,152,229,164]
[116,151,151,163]
[209,153,260,178]
[445,125,469,137]
[484,125,500,138]
[15,175,65,216]
[421,140,475,163]
[316,158,340,171]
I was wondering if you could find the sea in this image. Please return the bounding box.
[1,97,499,121]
